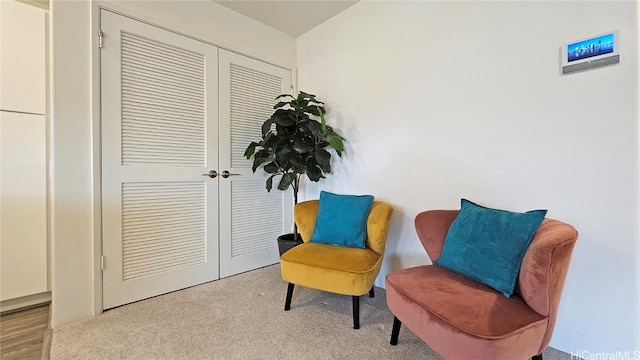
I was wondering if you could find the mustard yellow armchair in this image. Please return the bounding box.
[280,200,393,329]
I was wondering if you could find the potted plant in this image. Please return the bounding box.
[244,91,346,255]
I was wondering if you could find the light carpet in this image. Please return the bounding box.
[51,265,572,360]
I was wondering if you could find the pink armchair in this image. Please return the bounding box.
[386,210,578,360]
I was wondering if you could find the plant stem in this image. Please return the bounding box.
[292,174,300,241]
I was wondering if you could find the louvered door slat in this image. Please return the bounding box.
[122,82,203,104]
[121,48,204,75]
[121,31,205,167]
[122,182,206,281]
[122,109,204,128]
[123,232,205,250]
[122,94,203,115]
[122,72,204,94]
[122,121,205,134]
[121,32,204,62]
[121,64,204,90]
[124,246,204,266]
[122,88,203,110]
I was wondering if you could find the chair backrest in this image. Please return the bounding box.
[415,210,578,352]
[294,200,393,255]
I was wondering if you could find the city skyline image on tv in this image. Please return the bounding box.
[567,33,614,63]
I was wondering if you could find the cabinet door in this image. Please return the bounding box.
[0,0,46,114]
[218,49,293,278]
[0,112,47,300]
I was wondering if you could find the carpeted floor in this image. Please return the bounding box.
[51,265,572,360]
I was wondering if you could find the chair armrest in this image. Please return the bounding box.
[518,219,578,317]
[366,202,394,255]
[294,200,320,242]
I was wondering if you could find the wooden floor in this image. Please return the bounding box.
[0,305,50,360]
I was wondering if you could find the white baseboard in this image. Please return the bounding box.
[0,291,51,314]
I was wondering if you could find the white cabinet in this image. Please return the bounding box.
[0,0,48,305]
[0,0,46,114]
[0,112,47,301]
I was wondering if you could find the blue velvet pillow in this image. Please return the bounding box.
[435,199,547,297]
[309,191,374,248]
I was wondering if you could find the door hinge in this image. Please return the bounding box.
[100,255,105,271]
[98,30,104,48]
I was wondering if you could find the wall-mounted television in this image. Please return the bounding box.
[561,30,619,75]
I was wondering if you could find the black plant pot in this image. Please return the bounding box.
[277,233,303,257]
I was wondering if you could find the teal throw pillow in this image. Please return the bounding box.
[309,191,374,248]
[435,199,547,297]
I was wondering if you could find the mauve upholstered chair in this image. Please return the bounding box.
[385,210,578,360]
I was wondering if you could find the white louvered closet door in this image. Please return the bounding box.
[101,11,219,309]
[218,49,293,277]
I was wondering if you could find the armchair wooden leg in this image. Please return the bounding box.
[352,296,360,329]
[369,286,375,298]
[284,283,295,311]
[532,354,543,360]
[390,316,402,345]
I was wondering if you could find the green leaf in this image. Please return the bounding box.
[254,149,271,159]
[304,105,324,116]
[326,132,345,152]
[315,148,331,166]
[274,116,295,127]
[263,162,279,174]
[272,109,295,126]
[307,120,322,137]
[319,160,331,173]
[278,172,296,191]
[273,101,289,109]
[275,94,294,101]
[276,147,292,167]
[309,99,324,105]
[275,124,290,136]
[298,99,310,109]
[264,133,278,148]
[266,175,276,192]
[244,142,258,159]
[319,108,327,132]
[298,91,315,100]
[262,119,273,136]
[306,164,322,182]
[292,135,314,154]
[252,157,269,172]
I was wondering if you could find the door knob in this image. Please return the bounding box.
[221,170,240,178]
[202,170,218,178]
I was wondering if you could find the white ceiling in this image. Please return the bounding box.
[214,0,359,37]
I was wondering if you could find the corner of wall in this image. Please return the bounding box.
[636,0,640,351]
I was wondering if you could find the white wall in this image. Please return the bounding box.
[50,0,296,327]
[297,1,639,354]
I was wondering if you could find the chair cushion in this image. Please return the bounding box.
[280,242,381,295]
[386,265,546,339]
[309,191,374,248]
[435,199,546,297]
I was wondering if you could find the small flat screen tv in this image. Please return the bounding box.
[561,31,619,74]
